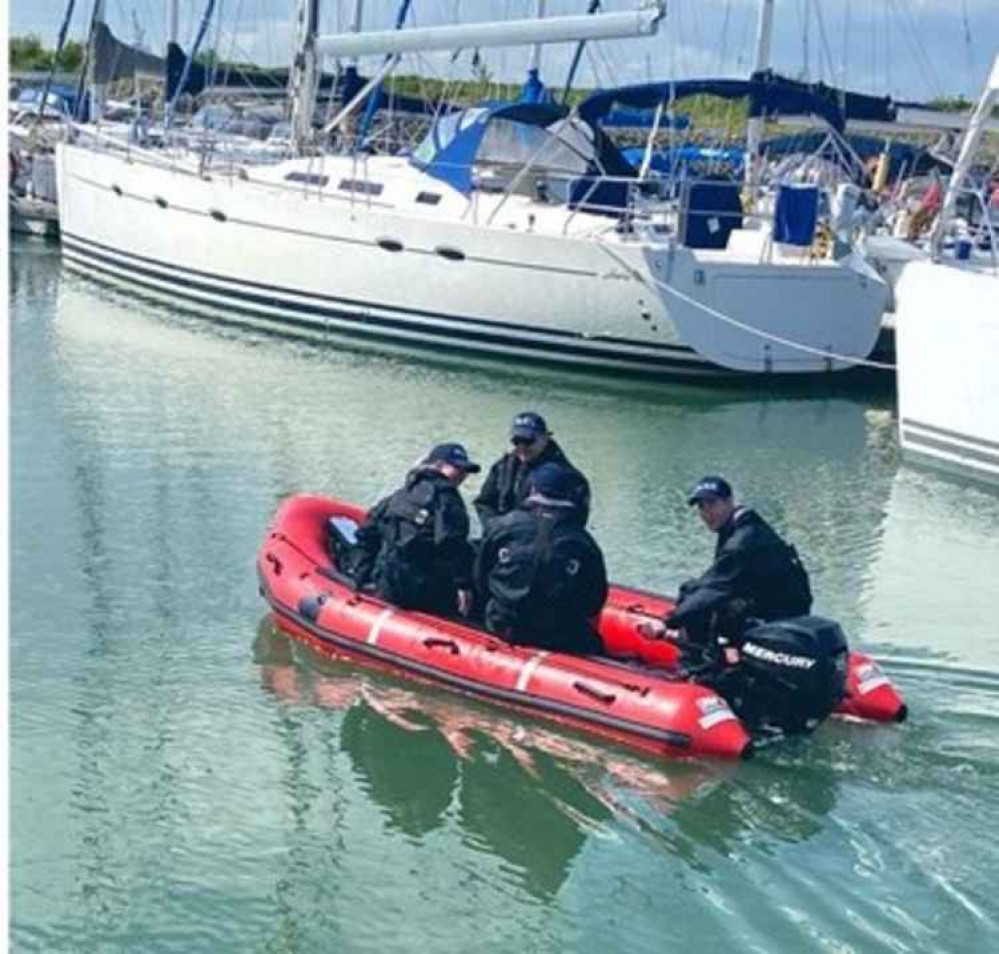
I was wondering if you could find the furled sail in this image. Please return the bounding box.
[90,21,165,84]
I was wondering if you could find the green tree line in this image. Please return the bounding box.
[9,32,984,122]
[10,33,85,72]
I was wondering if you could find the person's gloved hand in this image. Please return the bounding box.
[637,619,667,639]
[637,619,682,641]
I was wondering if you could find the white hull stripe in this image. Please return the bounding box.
[367,608,394,646]
[901,418,999,467]
[857,675,891,695]
[61,231,708,363]
[515,652,549,693]
[698,709,738,730]
[60,245,730,376]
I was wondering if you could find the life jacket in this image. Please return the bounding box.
[483,507,605,653]
[380,473,441,562]
[374,471,459,612]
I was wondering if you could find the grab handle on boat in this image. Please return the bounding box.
[423,638,460,655]
[265,553,282,575]
[572,681,616,705]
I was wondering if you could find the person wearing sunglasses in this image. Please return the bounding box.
[648,475,812,649]
[473,411,590,533]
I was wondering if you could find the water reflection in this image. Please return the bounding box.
[861,467,999,669]
[341,704,459,841]
[254,622,732,898]
[253,621,847,899]
[49,264,895,626]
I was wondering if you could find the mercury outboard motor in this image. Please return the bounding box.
[710,616,849,736]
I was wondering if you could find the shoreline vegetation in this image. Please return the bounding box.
[10,32,976,121]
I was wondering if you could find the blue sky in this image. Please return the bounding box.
[9,1,999,102]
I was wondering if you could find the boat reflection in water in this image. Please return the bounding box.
[253,620,727,894]
[253,619,845,898]
[861,466,999,672]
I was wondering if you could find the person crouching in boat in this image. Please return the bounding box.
[473,411,591,532]
[474,463,608,655]
[648,476,813,653]
[354,443,480,617]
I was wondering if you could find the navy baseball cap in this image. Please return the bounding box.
[687,475,733,505]
[528,463,578,504]
[427,442,481,473]
[511,411,549,440]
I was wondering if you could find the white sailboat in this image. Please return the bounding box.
[55,1,888,379]
[894,54,999,485]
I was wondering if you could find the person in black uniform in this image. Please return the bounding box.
[354,443,480,617]
[474,463,608,655]
[660,476,812,645]
[473,411,591,532]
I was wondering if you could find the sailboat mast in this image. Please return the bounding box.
[167,0,179,48]
[89,0,107,122]
[289,0,321,149]
[930,54,999,258]
[529,0,547,78]
[350,0,365,69]
[744,0,774,204]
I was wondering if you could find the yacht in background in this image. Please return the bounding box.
[895,54,999,486]
[56,2,888,380]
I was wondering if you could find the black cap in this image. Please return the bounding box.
[427,442,481,473]
[510,411,549,440]
[687,475,733,505]
[527,463,578,504]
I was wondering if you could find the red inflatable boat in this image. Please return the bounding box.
[258,494,906,761]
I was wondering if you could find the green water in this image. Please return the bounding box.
[9,240,999,953]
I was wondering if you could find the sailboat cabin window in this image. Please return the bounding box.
[415,191,442,205]
[285,172,330,187]
[338,179,384,197]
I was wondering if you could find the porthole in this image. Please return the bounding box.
[209,209,227,223]
[377,237,404,252]
[435,245,465,262]
[154,196,168,209]
[111,184,123,197]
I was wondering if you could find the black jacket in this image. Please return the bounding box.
[474,503,608,654]
[473,439,591,530]
[355,468,474,615]
[666,507,812,636]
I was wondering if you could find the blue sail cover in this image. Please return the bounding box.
[578,71,897,133]
[165,49,443,117]
[411,102,571,193]
[409,100,636,210]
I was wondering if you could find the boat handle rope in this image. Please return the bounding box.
[595,238,897,371]
[573,681,617,705]
[423,637,460,655]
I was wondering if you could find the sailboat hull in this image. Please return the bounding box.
[56,143,886,378]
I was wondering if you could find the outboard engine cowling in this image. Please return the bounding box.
[720,616,849,735]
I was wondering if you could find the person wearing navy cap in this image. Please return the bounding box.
[656,475,813,646]
[474,462,608,655]
[354,443,481,617]
[473,411,591,532]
